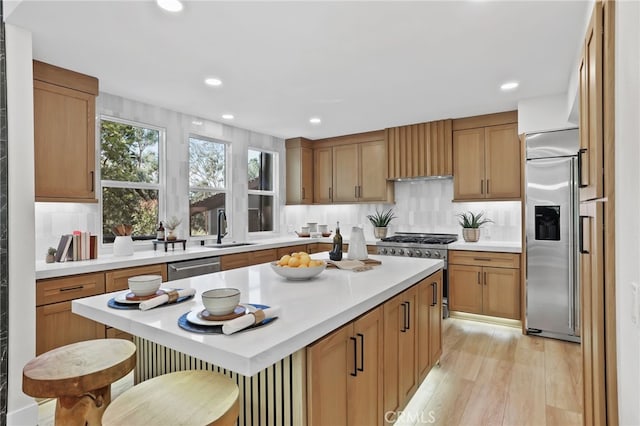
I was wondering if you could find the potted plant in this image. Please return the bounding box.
[46,247,57,263]
[366,208,396,239]
[165,216,182,241]
[457,211,493,242]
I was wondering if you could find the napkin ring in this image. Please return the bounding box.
[166,290,180,303]
[253,310,266,324]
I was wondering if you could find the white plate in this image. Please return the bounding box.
[114,289,173,304]
[186,304,257,326]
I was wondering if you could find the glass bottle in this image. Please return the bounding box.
[156,221,165,241]
[330,221,343,261]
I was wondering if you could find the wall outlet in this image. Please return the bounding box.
[631,281,639,326]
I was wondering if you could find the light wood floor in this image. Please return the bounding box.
[37,318,582,426]
[396,317,583,426]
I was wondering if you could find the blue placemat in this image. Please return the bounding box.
[178,303,276,334]
[107,293,194,310]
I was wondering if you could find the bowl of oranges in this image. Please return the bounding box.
[270,251,327,281]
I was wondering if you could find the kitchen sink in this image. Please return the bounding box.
[204,242,256,249]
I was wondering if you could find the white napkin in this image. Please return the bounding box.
[138,288,196,311]
[222,306,280,335]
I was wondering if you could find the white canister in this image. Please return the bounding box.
[306,222,318,233]
[347,227,368,260]
[113,235,134,256]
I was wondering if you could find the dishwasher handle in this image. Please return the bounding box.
[169,263,218,273]
[167,258,221,280]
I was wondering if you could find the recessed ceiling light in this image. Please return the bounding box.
[205,77,222,87]
[222,114,234,120]
[309,117,322,125]
[156,0,183,13]
[500,81,519,91]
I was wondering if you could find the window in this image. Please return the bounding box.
[248,149,276,232]
[189,136,228,236]
[100,117,162,243]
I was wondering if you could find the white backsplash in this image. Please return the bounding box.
[282,179,522,242]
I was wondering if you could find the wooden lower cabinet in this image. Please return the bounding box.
[105,263,167,292]
[307,306,383,426]
[448,250,521,320]
[276,244,308,258]
[35,272,106,355]
[221,248,278,270]
[418,270,442,382]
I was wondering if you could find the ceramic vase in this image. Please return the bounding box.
[113,235,134,256]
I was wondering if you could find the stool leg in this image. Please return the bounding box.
[55,385,111,426]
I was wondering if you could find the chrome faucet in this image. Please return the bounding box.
[216,209,227,244]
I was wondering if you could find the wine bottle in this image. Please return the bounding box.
[329,221,343,261]
[156,222,165,241]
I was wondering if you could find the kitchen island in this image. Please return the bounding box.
[73,254,443,425]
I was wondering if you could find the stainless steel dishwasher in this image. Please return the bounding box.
[167,257,221,281]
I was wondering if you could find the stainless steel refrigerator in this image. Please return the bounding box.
[525,128,580,343]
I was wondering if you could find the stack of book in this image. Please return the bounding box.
[54,231,98,262]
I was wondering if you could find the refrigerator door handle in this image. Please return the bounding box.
[577,148,588,188]
[568,158,576,332]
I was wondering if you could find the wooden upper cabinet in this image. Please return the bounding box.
[453,114,521,201]
[333,144,360,202]
[33,60,99,203]
[313,147,333,203]
[358,140,388,202]
[386,119,452,179]
[285,138,313,205]
[579,3,604,202]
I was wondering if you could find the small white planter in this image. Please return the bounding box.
[113,235,134,256]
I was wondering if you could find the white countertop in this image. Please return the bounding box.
[36,236,352,280]
[448,240,522,253]
[72,254,443,376]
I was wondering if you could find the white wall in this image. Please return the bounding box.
[614,1,640,423]
[282,179,521,242]
[517,93,576,134]
[35,93,285,257]
[5,24,38,425]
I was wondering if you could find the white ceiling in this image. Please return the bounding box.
[6,0,590,140]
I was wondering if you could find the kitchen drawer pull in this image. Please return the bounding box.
[59,285,84,292]
[350,337,357,376]
[400,302,407,333]
[357,333,364,372]
[431,282,437,307]
[473,257,492,262]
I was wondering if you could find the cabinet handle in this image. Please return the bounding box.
[302,187,305,200]
[357,333,364,372]
[406,301,411,330]
[477,272,481,284]
[358,186,362,198]
[60,285,84,292]
[580,216,589,254]
[480,179,484,194]
[355,186,358,198]
[90,171,94,192]
[400,303,407,333]
[484,272,487,286]
[350,336,358,377]
[431,282,437,307]
[473,258,492,262]
[486,179,490,194]
[329,187,332,200]
[578,148,588,188]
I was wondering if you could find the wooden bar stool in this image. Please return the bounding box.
[23,339,136,426]
[102,370,240,426]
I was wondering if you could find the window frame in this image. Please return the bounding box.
[247,146,278,234]
[98,115,166,246]
[188,134,231,239]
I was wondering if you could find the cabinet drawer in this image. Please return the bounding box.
[277,245,307,258]
[251,249,278,265]
[221,249,278,270]
[449,250,520,269]
[105,264,168,293]
[36,272,105,306]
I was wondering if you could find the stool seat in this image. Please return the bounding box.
[102,370,240,426]
[23,339,136,425]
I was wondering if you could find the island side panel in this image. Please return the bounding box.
[134,336,307,426]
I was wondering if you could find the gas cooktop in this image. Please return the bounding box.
[379,232,458,245]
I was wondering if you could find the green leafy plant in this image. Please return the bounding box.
[366,208,397,227]
[457,211,493,229]
[47,247,57,256]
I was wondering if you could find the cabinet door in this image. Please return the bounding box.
[285,146,313,205]
[453,128,485,200]
[484,124,521,199]
[416,277,431,382]
[579,2,604,202]
[301,147,314,203]
[333,144,359,202]
[36,301,105,355]
[359,140,388,202]
[428,271,443,368]
[277,245,307,258]
[350,307,383,426]
[34,80,96,202]
[314,147,333,203]
[448,264,483,314]
[383,294,403,417]
[482,267,520,319]
[105,264,167,293]
[398,287,418,402]
[307,324,352,426]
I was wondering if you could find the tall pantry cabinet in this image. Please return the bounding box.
[33,60,99,202]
